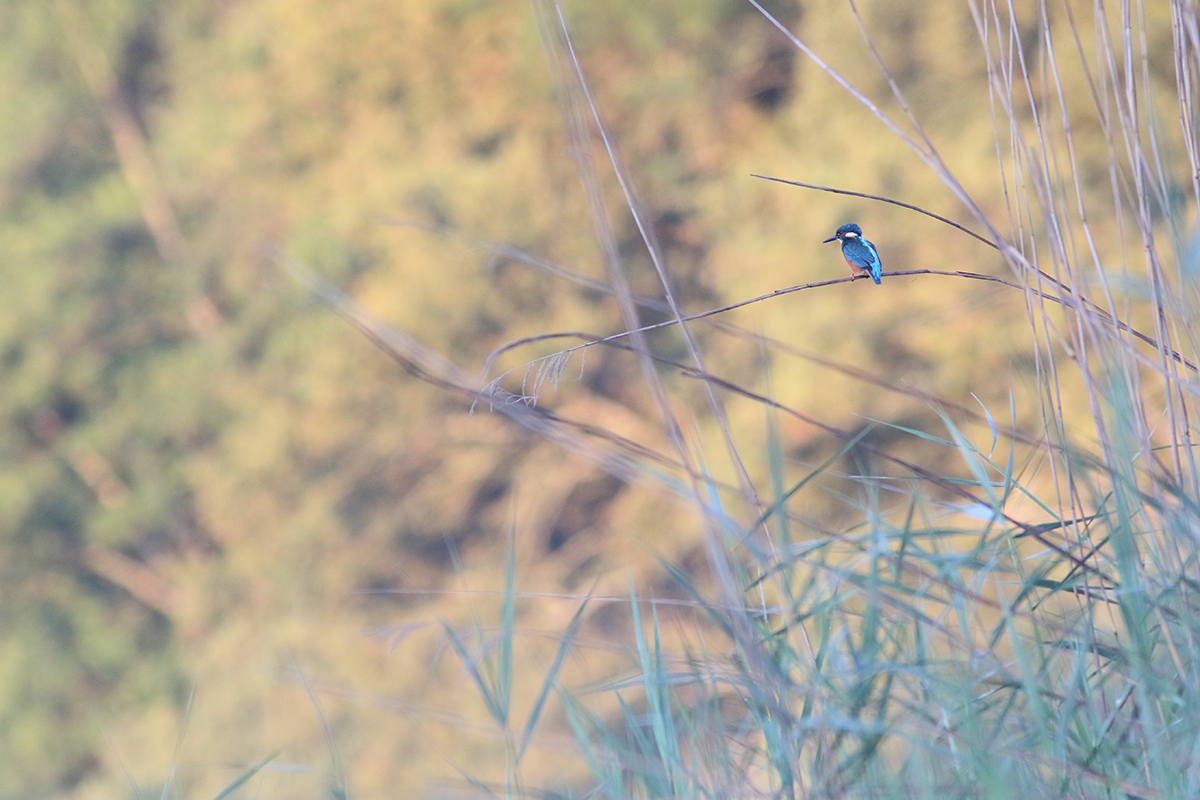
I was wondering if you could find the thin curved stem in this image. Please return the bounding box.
[748,175,1195,372]
[484,268,1197,378]
[751,174,998,249]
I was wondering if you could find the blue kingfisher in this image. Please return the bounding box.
[823,223,883,285]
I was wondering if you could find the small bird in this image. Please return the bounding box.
[823,223,883,285]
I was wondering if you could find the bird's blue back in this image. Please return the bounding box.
[843,237,883,285]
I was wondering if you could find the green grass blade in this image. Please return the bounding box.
[629,583,681,792]
[442,622,504,725]
[517,595,591,762]
[757,424,875,530]
[211,750,282,800]
[498,527,516,725]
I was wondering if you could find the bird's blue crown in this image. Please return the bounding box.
[835,223,862,237]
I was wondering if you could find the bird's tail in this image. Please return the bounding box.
[871,270,882,285]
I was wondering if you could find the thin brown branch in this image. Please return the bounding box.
[750,173,1196,372]
[751,174,998,249]
[485,268,1197,378]
[54,0,187,265]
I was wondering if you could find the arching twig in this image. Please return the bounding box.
[485,269,1198,379]
[748,176,1196,372]
[751,173,998,249]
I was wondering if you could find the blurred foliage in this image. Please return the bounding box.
[0,0,1191,797]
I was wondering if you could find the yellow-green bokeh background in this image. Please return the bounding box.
[1,0,1190,797]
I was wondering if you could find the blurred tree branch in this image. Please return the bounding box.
[54,0,221,338]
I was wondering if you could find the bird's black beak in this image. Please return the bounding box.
[822,235,839,243]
